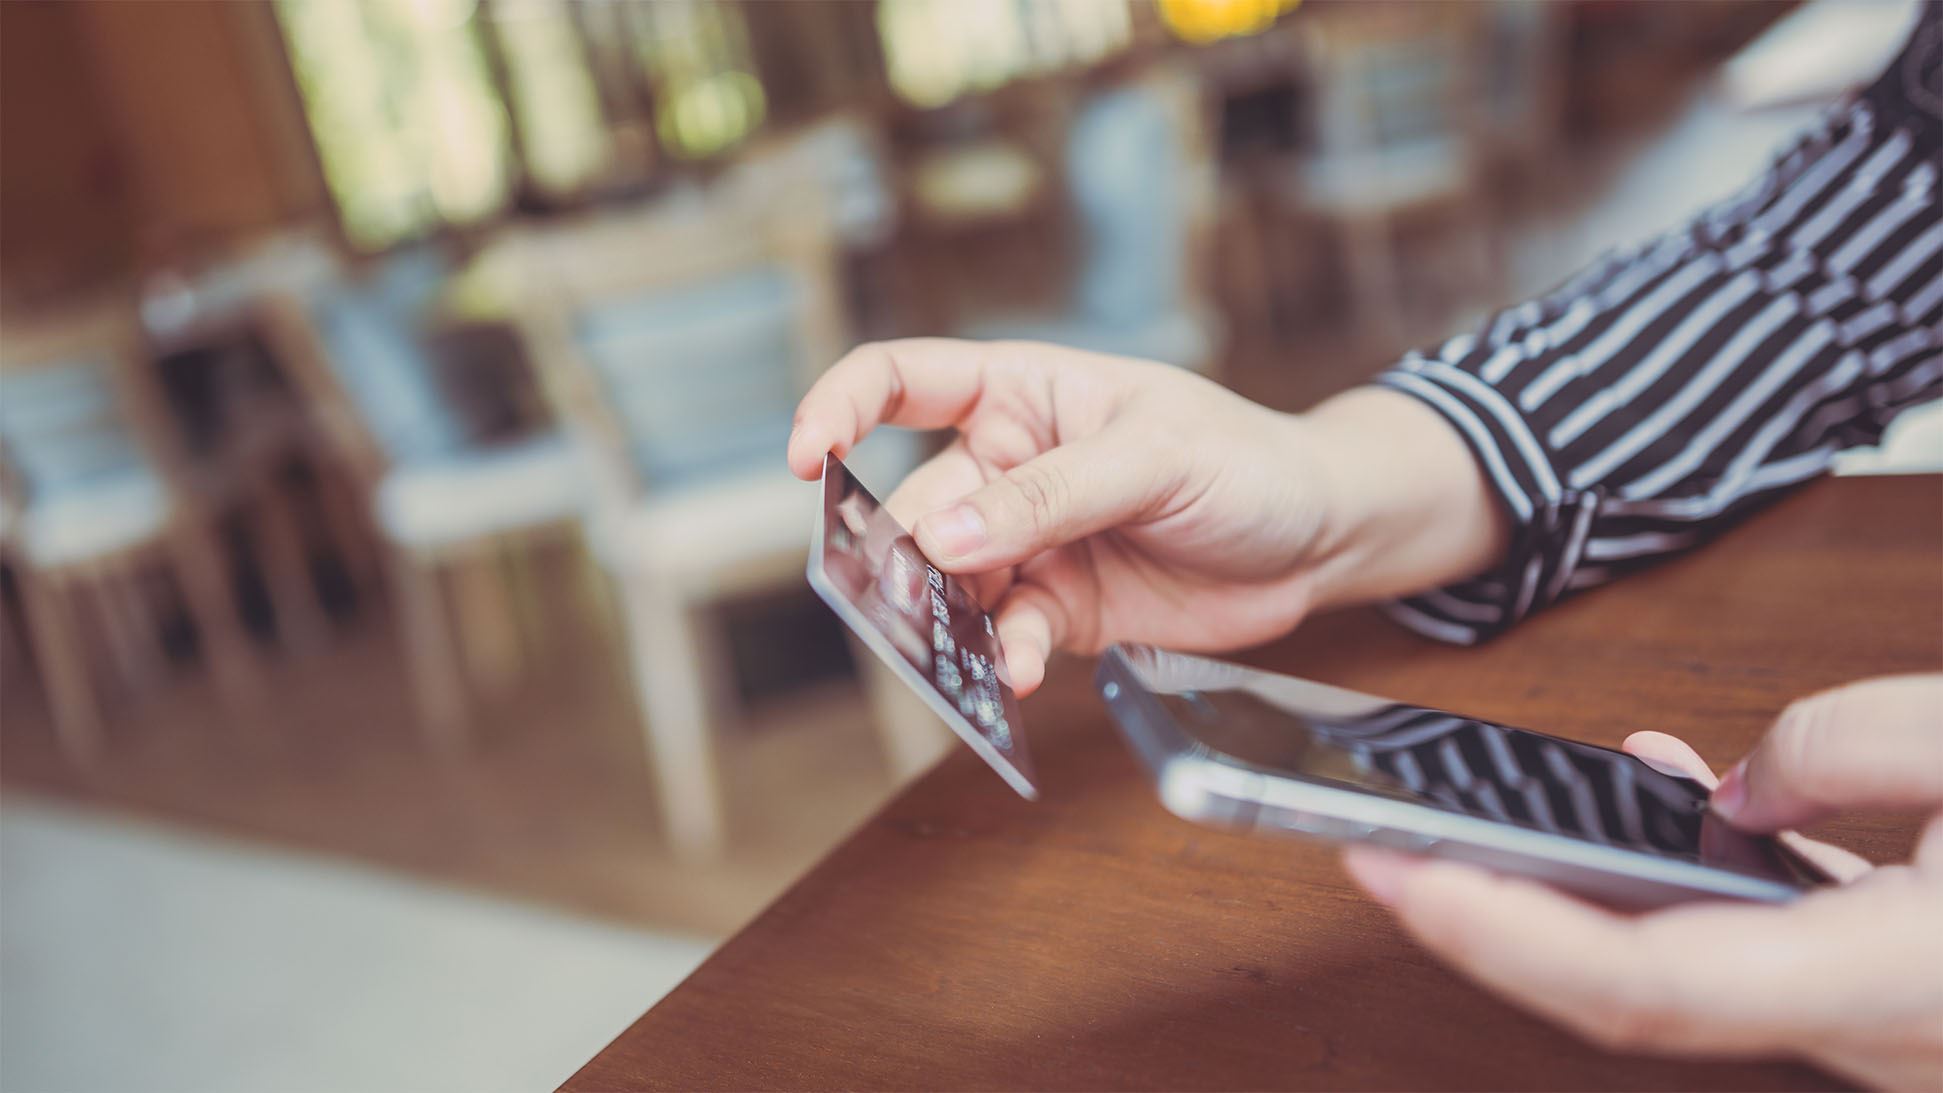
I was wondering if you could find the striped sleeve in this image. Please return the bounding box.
[1375,6,1943,644]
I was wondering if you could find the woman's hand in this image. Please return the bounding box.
[788,339,1508,693]
[1344,675,1943,1091]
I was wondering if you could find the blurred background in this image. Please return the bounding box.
[0,0,1929,1089]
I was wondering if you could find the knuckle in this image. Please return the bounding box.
[1789,689,1845,743]
[832,339,888,376]
[1769,691,1844,798]
[1005,464,1069,534]
[1579,989,1686,1054]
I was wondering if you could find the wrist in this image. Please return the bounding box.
[1296,386,1511,610]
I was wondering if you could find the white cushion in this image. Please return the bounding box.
[16,469,171,569]
[591,429,923,595]
[1834,399,1943,476]
[375,433,592,552]
[591,465,817,593]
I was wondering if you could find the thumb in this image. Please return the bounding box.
[912,431,1178,572]
[1713,674,1943,831]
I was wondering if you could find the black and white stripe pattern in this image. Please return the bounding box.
[1377,5,1943,644]
[1309,704,1705,852]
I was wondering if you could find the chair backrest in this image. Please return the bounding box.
[503,191,845,495]
[574,263,801,486]
[1295,6,1486,212]
[729,116,898,251]
[307,246,471,465]
[1065,66,1215,325]
[256,244,479,478]
[0,307,159,501]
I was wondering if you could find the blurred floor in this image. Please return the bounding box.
[0,584,900,938]
[0,795,710,1093]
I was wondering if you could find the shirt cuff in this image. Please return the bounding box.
[1373,362,1600,644]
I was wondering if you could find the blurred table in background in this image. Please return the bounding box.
[567,474,1940,1090]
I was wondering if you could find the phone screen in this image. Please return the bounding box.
[808,454,1037,798]
[1132,651,1825,888]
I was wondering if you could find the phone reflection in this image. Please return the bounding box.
[1135,647,1823,886]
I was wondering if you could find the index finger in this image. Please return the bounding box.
[1623,732,1874,882]
[1715,674,1943,832]
[787,339,996,479]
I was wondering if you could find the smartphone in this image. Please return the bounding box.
[1097,644,1834,908]
[808,454,1038,798]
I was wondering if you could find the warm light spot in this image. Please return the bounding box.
[1157,0,1300,45]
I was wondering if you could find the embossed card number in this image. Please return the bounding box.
[808,455,1037,798]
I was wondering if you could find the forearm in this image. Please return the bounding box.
[1303,12,1941,645]
[1298,386,1511,612]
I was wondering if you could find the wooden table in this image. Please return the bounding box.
[569,476,1942,1091]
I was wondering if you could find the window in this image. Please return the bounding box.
[876,0,1132,109]
[276,0,766,249]
[278,0,1149,248]
[485,0,610,196]
[276,0,512,249]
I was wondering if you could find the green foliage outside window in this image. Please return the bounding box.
[877,0,1131,109]
[489,0,611,195]
[277,0,512,248]
[278,0,1131,248]
[628,1,766,161]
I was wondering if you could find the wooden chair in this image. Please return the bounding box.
[255,247,593,753]
[957,63,1225,375]
[139,233,389,650]
[1287,5,1504,341]
[498,189,932,858]
[0,301,259,760]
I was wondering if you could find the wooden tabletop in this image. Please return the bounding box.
[568,475,1942,1091]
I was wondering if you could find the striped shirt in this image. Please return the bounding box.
[1377,5,1943,645]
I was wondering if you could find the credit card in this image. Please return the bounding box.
[808,453,1038,798]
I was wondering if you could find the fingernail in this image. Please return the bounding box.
[919,505,986,558]
[794,422,825,455]
[1711,760,1748,818]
